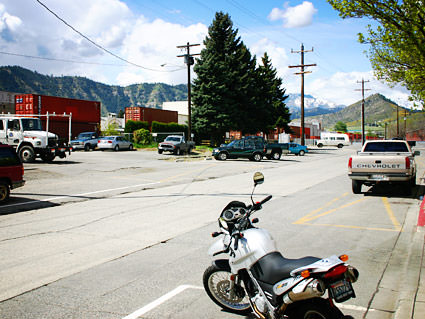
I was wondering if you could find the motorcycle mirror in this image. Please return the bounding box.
[253,172,264,186]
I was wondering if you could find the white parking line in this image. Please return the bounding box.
[122,285,203,319]
[121,284,373,319]
[2,181,160,208]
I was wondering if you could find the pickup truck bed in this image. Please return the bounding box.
[348,140,419,194]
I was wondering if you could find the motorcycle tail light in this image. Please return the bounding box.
[324,265,348,279]
[301,270,310,278]
[339,254,349,262]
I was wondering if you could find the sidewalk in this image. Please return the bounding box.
[364,174,425,318]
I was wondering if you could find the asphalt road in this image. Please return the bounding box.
[0,144,424,319]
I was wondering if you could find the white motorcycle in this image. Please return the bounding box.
[203,172,359,319]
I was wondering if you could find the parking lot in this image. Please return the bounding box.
[1,144,425,318]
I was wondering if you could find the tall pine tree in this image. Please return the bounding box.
[192,12,257,146]
[255,53,291,135]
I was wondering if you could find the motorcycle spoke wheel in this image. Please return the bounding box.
[203,266,251,314]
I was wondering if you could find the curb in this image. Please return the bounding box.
[366,201,424,318]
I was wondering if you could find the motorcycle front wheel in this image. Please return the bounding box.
[285,298,345,319]
[203,265,251,315]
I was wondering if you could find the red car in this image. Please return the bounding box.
[0,144,25,203]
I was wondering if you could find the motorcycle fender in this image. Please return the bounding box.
[207,235,230,257]
[212,259,231,272]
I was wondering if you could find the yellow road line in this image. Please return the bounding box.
[302,222,400,232]
[382,197,401,231]
[293,193,349,224]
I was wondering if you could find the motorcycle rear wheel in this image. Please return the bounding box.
[285,298,344,319]
[203,265,251,315]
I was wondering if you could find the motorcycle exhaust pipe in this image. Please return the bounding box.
[345,265,359,283]
[282,279,325,305]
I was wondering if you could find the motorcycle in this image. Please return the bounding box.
[203,172,359,319]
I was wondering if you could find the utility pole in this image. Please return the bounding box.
[289,44,316,146]
[177,42,200,142]
[355,79,370,145]
[396,105,399,137]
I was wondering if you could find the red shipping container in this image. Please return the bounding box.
[38,119,99,141]
[125,107,177,125]
[15,94,101,124]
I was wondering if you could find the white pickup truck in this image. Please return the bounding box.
[158,135,195,155]
[348,140,420,194]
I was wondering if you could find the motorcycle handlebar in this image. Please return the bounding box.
[260,195,272,205]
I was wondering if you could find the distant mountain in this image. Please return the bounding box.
[0,66,187,116]
[286,93,346,119]
[306,93,403,129]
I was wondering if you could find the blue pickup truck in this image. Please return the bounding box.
[287,143,308,156]
[70,132,99,151]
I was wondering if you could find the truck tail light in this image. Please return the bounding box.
[348,157,352,169]
[405,157,410,169]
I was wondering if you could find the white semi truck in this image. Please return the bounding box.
[0,114,71,163]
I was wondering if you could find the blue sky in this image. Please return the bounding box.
[0,0,414,107]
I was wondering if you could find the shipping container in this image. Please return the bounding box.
[38,119,99,141]
[15,94,101,123]
[125,106,178,126]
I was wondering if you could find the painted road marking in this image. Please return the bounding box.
[3,163,218,209]
[1,182,160,208]
[382,197,401,231]
[418,196,425,227]
[121,284,374,318]
[122,285,203,319]
[294,193,402,232]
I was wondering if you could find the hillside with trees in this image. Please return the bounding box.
[0,66,187,116]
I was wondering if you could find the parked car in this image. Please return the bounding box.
[70,132,99,151]
[0,144,25,203]
[97,136,133,151]
[288,143,308,156]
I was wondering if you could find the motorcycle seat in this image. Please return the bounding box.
[251,251,320,285]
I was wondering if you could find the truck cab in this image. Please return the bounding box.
[0,116,70,163]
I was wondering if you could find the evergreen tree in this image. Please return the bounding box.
[255,53,291,135]
[192,12,257,145]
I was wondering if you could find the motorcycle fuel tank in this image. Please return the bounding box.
[230,228,278,272]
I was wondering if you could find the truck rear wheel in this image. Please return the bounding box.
[0,181,10,203]
[252,153,262,162]
[41,153,55,162]
[352,180,362,194]
[271,151,281,160]
[19,146,35,163]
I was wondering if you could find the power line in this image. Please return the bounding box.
[0,51,126,67]
[35,0,178,73]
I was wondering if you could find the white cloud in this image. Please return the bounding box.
[116,17,207,85]
[306,71,415,108]
[268,1,317,28]
[0,3,22,37]
[250,38,290,78]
